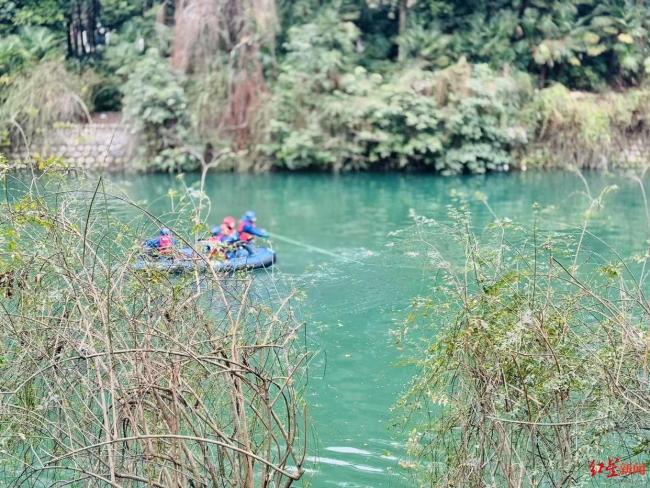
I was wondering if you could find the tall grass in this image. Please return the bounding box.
[1,60,91,151]
[397,176,650,486]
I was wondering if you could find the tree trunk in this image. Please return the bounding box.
[66,19,73,57]
[397,0,408,61]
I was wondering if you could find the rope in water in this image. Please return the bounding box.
[269,233,366,265]
[269,234,424,270]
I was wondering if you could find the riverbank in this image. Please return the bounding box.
[4,2,650,176]
[4,80,650,174]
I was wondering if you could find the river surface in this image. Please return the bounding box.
[108,170,647,487]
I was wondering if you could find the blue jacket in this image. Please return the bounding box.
[239,223,269,238]
[212,231,239,245]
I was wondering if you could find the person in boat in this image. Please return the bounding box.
[206,216,239,259]
[144,227,176,255]
[237,211,269,250]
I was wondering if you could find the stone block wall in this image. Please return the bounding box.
[5,122,131,170]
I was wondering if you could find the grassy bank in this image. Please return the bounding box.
[524,84,650,170]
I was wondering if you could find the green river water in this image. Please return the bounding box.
[107,170,647,487]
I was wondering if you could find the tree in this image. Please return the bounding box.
[171,0,276,149]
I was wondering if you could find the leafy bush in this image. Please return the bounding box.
[404,0,650,89]
[434,63,530,174]
[267,20,530,174]
[121,48,199,172]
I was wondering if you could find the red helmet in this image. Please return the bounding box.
[223,216,235,229]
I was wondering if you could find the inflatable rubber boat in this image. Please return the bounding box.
[133,247,276,273]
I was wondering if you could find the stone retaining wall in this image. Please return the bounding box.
[620,140,650,167]
[5,122,131,170]
[3,120,649,172]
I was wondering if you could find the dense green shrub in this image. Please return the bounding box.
[121,48,199,172]
[403,0,650,90]
[267,16,530,174]
[435,63,530,174]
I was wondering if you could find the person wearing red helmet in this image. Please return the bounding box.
[237,211,269,243]
[144,227,176,256]
[207,216,239,258]
[218,216,238,241]
[237,210,269,255]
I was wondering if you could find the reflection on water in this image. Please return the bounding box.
[107,170,648,487]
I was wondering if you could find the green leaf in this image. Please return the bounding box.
[533,42,552,65]
[586,44,607,57]
[617,33,634,45]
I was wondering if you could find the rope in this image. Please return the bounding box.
[270,233,365,265]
